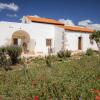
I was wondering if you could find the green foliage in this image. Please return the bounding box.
[0,46,7,53]
[45,55,60,67]
[0,47,7,67]
[64,50,71,57]
[0,55,100,99]
[0,47,11,70]
[57,50,71,58]
[90,31,100,43]
[0,45,22,70]
[6,45,22,65]
[57,51,64,58]
[86,48,94,56]
[90,31,100,53]
[45,55,52,67]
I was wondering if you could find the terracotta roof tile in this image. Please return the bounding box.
[26,16,64,25]
[56,25,94,33]
[26,16,93,33]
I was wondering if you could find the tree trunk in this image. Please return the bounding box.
[97,42,100,53]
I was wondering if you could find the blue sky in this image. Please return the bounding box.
[0,0,100,27]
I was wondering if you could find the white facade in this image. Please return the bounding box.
[0,17,98,56]
[65,30,98,52]
[0,21,64,55]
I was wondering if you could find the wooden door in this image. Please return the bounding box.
[13,38,18,45]
[78,37,82,50]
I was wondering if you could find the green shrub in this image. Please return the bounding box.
[86,48,94,56]
[57,50,71,58]
[64,50,71,57]
[0,46,7,53]
[0,47,11,70]
[45,55,52,67]
[57,51,65,58]
[6,45,22,65]
[17,57,24,65]
[0,47,7,67]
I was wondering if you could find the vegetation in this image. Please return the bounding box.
[0,45,22,71]
[7,45,22,65]
[64,50,72,57]
[57,50,71,58]
[0,54,100,100]
[45,55,52,67]
[0,47,11,70]
[90,30,100,53]
[86,48,94,56]
[0,47,7,67]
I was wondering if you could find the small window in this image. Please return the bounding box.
[46,39,52,47]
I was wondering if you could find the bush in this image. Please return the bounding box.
[6,45,22,65]
[57,50,71,58]
[86,48,94,56]
[57,51,65,58]
[0,47,11,70]
[0,47,7,67]
[64,50,71,57]
[45,55,52,67]
[0,46,7,53]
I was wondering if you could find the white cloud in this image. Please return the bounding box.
[78,19,100,30]
[19,15,40,22]
[88,24,100,30]
[6,13,18,17]
[78,19,92,26]
[22,14,40,19]
[59,19,75,26]
[31,15,40,18]
[0,2,19,11]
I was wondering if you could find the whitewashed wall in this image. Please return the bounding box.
[0,21,98,56]
[54,26,65,53]
[0,22,57,55]
[65,30,98,52]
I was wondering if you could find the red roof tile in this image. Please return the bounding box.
[26,16,93,33]
[26,16,64,25]
[56,25,94,33]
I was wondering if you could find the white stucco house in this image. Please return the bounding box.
[0,16,98,56]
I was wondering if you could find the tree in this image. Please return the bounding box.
[90,31,100,53]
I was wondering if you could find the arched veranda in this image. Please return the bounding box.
[12,30,30,53]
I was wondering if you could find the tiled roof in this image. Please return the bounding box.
[56,25,94,33]
[26,16,93,33]
[26,16,64,25]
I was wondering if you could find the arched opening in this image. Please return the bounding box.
[12,30,30,53]
[78,37,82,50]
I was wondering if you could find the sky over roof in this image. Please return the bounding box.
[0,0,100,30]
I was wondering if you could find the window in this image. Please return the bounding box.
[46,39,52,47]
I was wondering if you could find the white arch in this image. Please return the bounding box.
[12,30,30,44]
[12,30,35,54]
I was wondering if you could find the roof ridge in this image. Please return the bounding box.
[26,16,64,25]
[27,16,57,20]
[64,25,87,28]
[56,25,94,33]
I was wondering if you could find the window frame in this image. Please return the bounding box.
[46,38,52,47]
